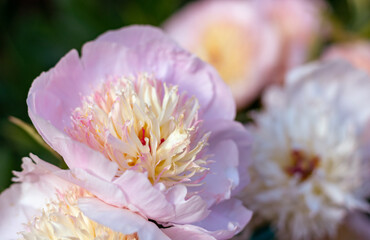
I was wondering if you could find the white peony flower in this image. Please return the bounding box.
[242,61,370,240]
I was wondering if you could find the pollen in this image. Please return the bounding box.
[67,74,209,187]
[285,149,320,181]
[18,187,138,240]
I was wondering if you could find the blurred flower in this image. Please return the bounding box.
[322,41,370,75]
[164,0,280,109]
[241,61,370,240]
[327,212,370,240]
[0,155,168,239]
[27,26,252,238]
[253,0,325,84]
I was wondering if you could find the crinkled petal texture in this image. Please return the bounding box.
[27,25,252,238]
[164,0,280,109]
[0,155,205,240]
[0,155,72,240]
[242,60,370,240]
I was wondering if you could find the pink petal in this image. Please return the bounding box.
[56,168,129,208]
[0,155,72,239]
[113,170,175,221]
[195,199,253,239]
[164,184,210,224]
[195,120,252,206]
[163,199,252,240]
[163,225,216,240]
[84,26,234,120]
[27,49,85,131]
[78,197,171,240]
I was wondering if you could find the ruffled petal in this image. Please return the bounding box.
[113,170,209,224]
[194,199,253,239]
[195,120,251,206]
[78,197,171,240]
[0,155,72,239]
[163,199,252,240]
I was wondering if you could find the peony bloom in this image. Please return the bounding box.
[0,155,169,239]
[27,26,252,238]
[163,0,280,109]
[253,0,325,83]
[241,61,370,240]
[322,41,370,76]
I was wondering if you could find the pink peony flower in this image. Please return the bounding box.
[241,60,370,240]
[253,0,325,83]
[322,41,370,76]
[27,25,252,238]
[163,0,280,109]
[0,155,190,239]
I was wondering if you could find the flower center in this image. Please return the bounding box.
[195,22,251,84]
[18,188,138,240]
[68,74,209,187]
[285,149,320,181]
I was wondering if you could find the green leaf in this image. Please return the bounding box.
[327,0,356,31]
[9,116,62,161]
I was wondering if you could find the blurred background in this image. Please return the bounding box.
[0,0,370,193]
[0,0,193,191]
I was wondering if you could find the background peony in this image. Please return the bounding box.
[322,41,370,75]
[253,0,325,84]
[164,0,280,109]
[241,61,370,240]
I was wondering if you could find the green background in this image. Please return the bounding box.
[0,2,370,239]
[1,0,370,198]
